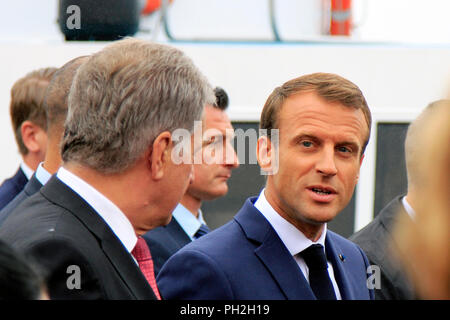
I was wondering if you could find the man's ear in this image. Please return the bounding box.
[257,136,273,174]
[148,131,172,180]
[21,120,47,153]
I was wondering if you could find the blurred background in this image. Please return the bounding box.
[0,0,449,236]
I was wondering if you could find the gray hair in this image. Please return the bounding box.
[62,38,214,173]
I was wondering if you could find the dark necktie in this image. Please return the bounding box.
[194,223,210,239]
[131,237,161,300]
[300,244,337,300]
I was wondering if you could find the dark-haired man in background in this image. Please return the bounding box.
[144,87,239,276]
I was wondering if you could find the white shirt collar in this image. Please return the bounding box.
[172,203,207,240]
[20,161,34,180]
[254,188,327,256]
[402,196,416,220]
[35,162,52,186]
[56,167,137,253]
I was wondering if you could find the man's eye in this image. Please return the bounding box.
[301,141,313,147]
[338,146,351,153]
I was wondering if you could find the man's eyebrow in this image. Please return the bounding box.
[293,134,321,143]
[293,134,361,149]
[336,140,360,148]
[335,141,362,155]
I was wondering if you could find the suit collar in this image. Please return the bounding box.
[56,167,137,253]
[13,166,28,188]
[378,195,409,233]
[23,174,43,196]
[164,217,193,248]
[40,176,156,300]
[172,203,204,240]
[234,198,315,299]
[254,189,328,255]
[19,162,33,180]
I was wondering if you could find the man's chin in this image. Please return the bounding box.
[201,188,228,201]
[300,205,340,226]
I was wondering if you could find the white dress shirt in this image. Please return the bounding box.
[34,162,52,186]
[20,161,34,180]
[402,196,416,220]
[172,203,208,240]
[56,167,138,255]
[254,188,342,299]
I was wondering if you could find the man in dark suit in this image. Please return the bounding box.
[157,73,374,300]
[0,67,57,210]
[0,56,89,227]
[0,169,27,211]
[144,87,239,275]
[0,38,214,299]
[349,100,448,299]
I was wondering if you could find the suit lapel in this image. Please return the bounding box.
[379,196,408,234]
[23,174,43,196]
[325,233,354,299]
[40,176,156,299]
[13,167,28,190]
[165,217,192,250]
[235,198,315,300]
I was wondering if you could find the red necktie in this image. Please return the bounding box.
[131,237,161,300]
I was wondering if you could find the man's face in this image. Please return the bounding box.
[264,91,367,231]
[186,106,239,201]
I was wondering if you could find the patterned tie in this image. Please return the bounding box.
[194,223,210,239]
[131,237,161,300]
[300,244,337,300]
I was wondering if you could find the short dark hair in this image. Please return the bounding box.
[213,87,229,110]
[0,239,45,299]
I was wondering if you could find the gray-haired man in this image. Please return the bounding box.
[0,38,214,299]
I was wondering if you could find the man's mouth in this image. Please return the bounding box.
[308,186,336,194]
[307,186,337,203]
[311,187,332,195]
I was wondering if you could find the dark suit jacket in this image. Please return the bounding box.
[157,197,374,300]
[0,173,43,227]
[0,167,28,210]
[143,218,191,276]
[0,176,156,300]
[349,196,416,299]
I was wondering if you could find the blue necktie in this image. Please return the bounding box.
[301,244,337,300]
[194,224,210,239]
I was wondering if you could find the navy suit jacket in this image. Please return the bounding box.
[0,173,43,227]
[0,167,28,210]
[143,218,191,276]
[157,197,374,300]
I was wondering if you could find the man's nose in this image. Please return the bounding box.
[315,147,337,176]
[224,142,239,168]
